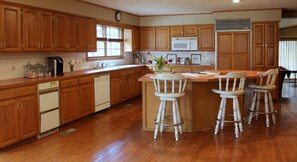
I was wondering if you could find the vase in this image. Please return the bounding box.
[155,66,164,73]
[69,65,74,72]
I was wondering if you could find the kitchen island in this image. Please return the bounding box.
[139,70,261,132]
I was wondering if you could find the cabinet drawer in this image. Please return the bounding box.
[0,85,36,101]
[78,76,93,84]
[60,79,78,88]
[121,69,135,76]
[110,70,121,78]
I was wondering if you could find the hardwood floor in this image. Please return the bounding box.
[1,82,297,161]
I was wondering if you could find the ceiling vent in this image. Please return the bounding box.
[215,19,251,31]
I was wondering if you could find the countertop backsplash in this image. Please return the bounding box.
[0,52,133,81]
[140,51,215,65]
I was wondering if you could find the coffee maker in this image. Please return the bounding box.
[48,57,64,76]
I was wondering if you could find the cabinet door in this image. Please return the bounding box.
[140,27,155,51]
[60,86,79,124]
[0,99,19,148]
[217,33,233,70]
[1,5,22,51]
[78,17,89,51]
[133,26,140,51]
[156,27,170,51]
[233,32,250,70]
[171,26,183,37]
[120,77,129,101]
[198,25,214,51]
[110,78,121,105]
[78,83,94,117]
[252,23,265,68]
[54,14,67,51]
[18,95,38,139]
[184,26,198,36]
[67,15,78,51]
[265,23,278,67]
[39,11,53,51]
[22,8,39,51]
[88,19,97,51]
[128,75,137,98]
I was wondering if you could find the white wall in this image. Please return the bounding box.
[140,9,281,26]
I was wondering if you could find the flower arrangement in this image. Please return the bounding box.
[146,51,172,73]
[68,58,77,72]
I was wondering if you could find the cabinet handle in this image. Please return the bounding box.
[3,42,6,49]
[38,43,41,48]
[20,102,23,110]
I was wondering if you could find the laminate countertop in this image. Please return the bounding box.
[0,64,145,90]
[139,70,262,82]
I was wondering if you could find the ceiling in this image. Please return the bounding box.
[81,0,297,16]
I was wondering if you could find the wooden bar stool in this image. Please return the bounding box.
[248,69,278,127]
[212,72,246,138]
[151,74,187,141]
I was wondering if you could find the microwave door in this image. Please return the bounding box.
[172,42,189,50]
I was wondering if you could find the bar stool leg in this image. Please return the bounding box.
[235,98,243,132]
[172,100,179,141]
[214,98,224,134]
[248,91,258,124]
[174,100,183,134]
[268,92,276,124]
[154,100,164,139]
[233,98,239,138]
[255,92,261,120]
[160,100,166,132]
[264,92,270,127]
[221,98,226,129]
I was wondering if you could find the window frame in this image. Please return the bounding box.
[87,25,125,61]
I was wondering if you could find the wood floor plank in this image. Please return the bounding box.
[0,81,297,161]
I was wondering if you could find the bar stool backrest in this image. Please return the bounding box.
[217,72,247,92]
[151,74,187,98]
[257,69,278,87]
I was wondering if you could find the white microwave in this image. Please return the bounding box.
[171,37,198,51]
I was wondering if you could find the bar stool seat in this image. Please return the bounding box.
[151,74,187,141]
[248,69,278,127]
[212,72,247,138]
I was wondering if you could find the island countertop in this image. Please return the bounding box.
[140,70,260,132]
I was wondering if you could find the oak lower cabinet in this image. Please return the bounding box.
[110,67,144,106]
[217,32,250,70]
[0,85,38,148]
[60,76,94,125]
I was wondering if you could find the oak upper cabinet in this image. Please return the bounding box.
[23,8,53,51]
[171,26,198,37]
[171,26,184,37]
[0,85,38,148]
[78,17,96,52]
[54,14,78,52]
[217,32,250,70]
[132,26,140,51]
[252,22,278,69]
[156,27,170,51]
[0,4,22,51]
[198,25,214,51]
[140,27,155,51]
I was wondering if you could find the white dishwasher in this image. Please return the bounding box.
[38,81,60,137]
[94,74,111,112]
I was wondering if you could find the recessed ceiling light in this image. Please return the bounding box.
[233,0,241,3]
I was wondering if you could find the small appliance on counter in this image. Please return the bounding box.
[48,56,64,76]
